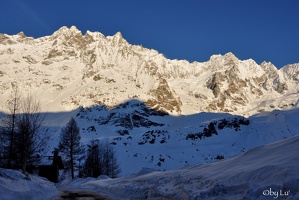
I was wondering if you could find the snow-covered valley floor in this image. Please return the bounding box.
[56,134,299,200]
[1,135,299,200]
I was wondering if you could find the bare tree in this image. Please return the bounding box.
[0,90,47,172]
[59,117,84,179]
[7,85,21,167]
[0,85,21,168]
[15,93,47,173]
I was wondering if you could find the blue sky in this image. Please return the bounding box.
[1,0,298,68]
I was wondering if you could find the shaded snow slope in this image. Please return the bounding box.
[1,101,297,177]
[0,168,58,200]
[60,134,299,200]
[63,105,299,176]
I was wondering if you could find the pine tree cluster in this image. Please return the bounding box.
[58,117,121,179]
[82,139,121,178]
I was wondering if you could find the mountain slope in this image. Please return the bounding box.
[35,100,298,176]
[0,26,298,115]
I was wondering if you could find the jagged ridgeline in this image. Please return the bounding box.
[0,26,298,115]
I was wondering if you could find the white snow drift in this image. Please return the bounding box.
[0,168,58,200]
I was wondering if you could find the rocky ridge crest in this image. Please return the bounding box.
[0,26,298,115]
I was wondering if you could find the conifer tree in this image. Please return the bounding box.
[107,142,121,178]
[83,140,121,178]
[83,140,102,178]
[59,117,84,179]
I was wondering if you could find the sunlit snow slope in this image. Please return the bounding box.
[0,26,298,115]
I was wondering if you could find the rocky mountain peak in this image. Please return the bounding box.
[50,25,83,41]
[113,31,123,39]
[84,30,105,41]
[223,52,239,64]
[106,31,128,47]
[281,64,299,82]
[57,25,81,34]
[0,34,16,45]
[17,31,27,38]
[260,61,277,75]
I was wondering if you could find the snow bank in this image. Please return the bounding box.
[60,135,299,199]
[0,169,58,200]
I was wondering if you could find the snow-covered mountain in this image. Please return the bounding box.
[0,26,298,115]
[0,26,298,176]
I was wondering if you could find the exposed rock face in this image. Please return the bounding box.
[201,53,297,112]
[206,72,224,97]
[260,61,288,93]
[0,26,298,115]
[147,78,182,113]
[77,99,167,130]
[282,64,299,81]
[0,34,16,45]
